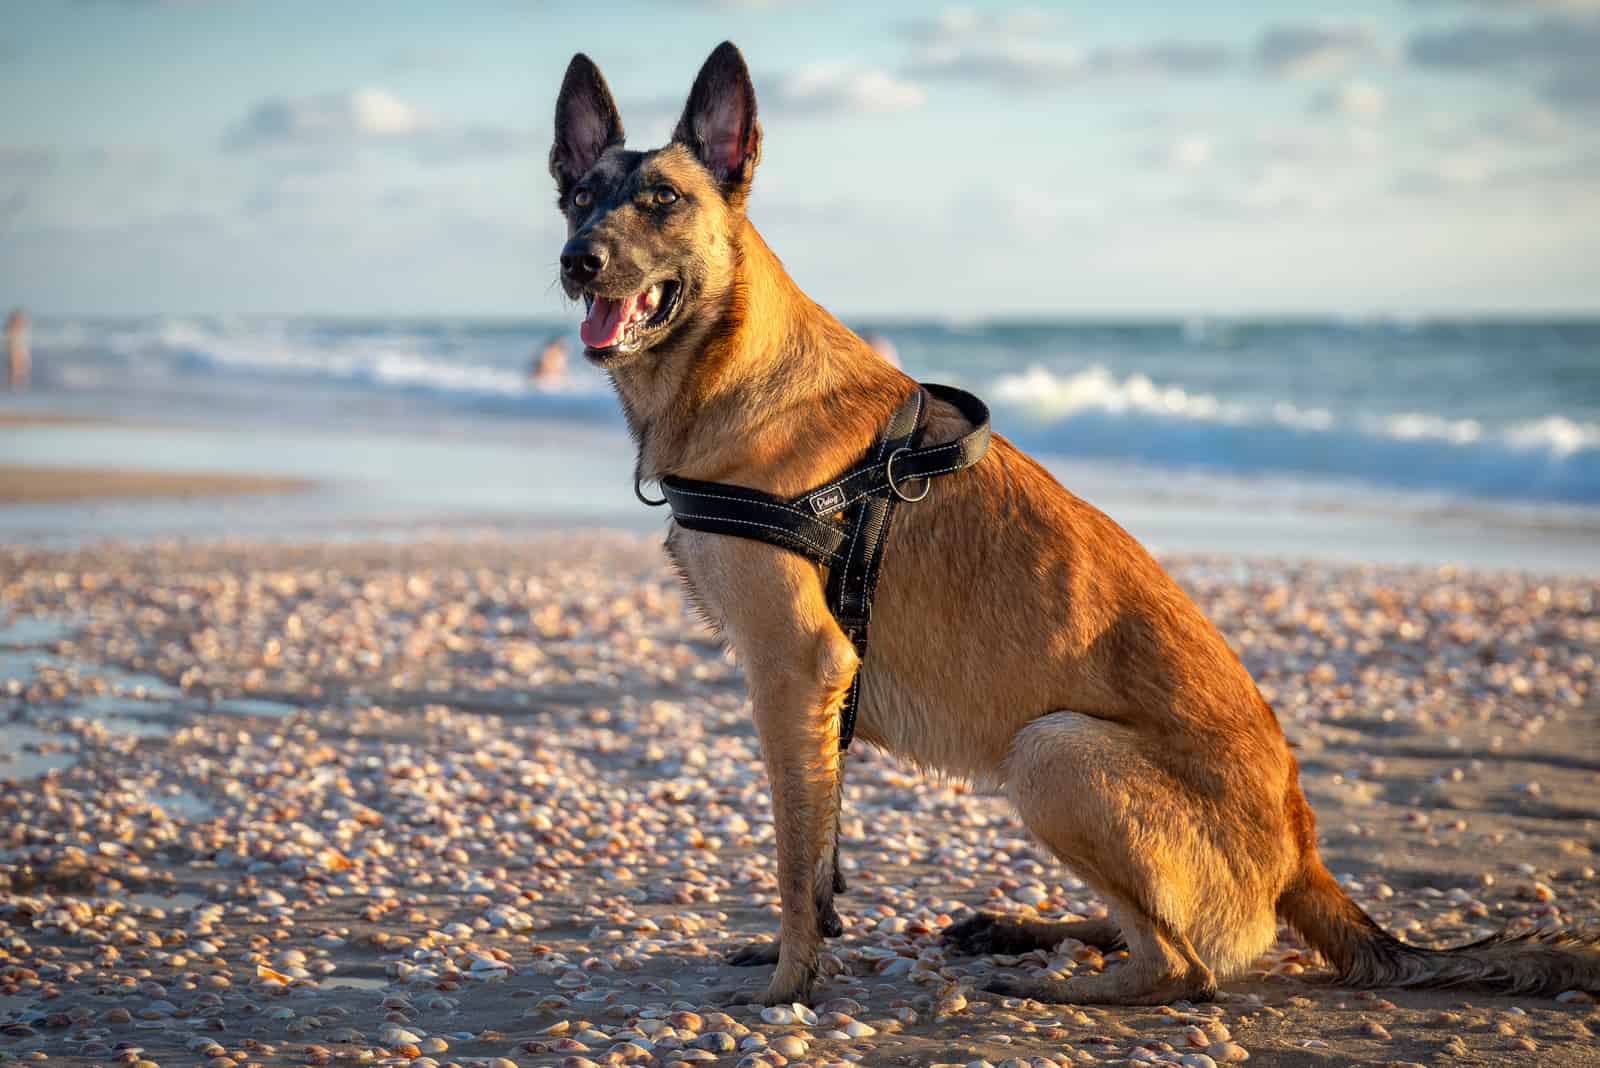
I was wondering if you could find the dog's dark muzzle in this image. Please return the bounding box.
[559,238,608,287]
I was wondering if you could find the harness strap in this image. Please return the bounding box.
[658,477,847,567]
[824,386,923,628]
[654,382,991,749]
[821,388,922,750]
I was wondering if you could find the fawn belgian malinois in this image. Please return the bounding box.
[548,42,1600,1006]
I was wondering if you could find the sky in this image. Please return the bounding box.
[1,0,1597,318]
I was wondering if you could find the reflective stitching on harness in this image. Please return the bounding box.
[835,491,871,616]
[902,459,968,481]
[671,513,844,562]
[666,484,819,521]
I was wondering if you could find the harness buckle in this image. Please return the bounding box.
[884,447,931,503]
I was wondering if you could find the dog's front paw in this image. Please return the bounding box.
[711,986,765,1006]
[725,940,781,967]
[757,980,815,1006]
[711,981,813,1007]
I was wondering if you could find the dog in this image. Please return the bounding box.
[548,41,1600,1006]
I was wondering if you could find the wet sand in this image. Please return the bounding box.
[1,534,1596,1068]
[0,466,313,504]
[0,414,106,429]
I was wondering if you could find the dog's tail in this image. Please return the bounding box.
[1278,859,1600,997]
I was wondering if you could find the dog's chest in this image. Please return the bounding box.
[662,524,729,637]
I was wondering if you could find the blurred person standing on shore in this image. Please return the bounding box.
[5,309,29,390]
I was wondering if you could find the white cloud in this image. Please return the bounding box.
[225,89,430,150]
[0,144,165,179]
[1408,15,1600,68]
[1393,153,1502,193]
[905,41,1085,87]
[1310,82,1387,119]
[222,89,531,163]
[1475,106,1572,144]
[77,1,234,6]
[1434,105,1575,151]
[1393,146,1600,197]
[1250,125,1383,165]
[1140,135,1215,171]
[1407,15,1600,111]
[1543,65,1600,110]
[1089,41,1232,77]
[906,40,1230,88]
[765,64,926,116]
[1169,164,1338,218]
[1408,0,1600,11]
[899,5,1229,88]
[899,6,1065,45]
[680,0,809,8]
[0,146,57,177]
[1256,22,1382,79]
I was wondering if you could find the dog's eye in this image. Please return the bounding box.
[654,186,679,205]
[573,189,593,208]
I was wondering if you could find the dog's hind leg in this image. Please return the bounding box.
[962,711,1280,1006]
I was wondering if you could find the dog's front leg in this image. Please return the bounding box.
[740,625,857,1005]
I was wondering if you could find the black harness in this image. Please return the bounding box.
[640,383,991,750]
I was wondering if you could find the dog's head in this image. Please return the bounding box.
[550,42,761,369]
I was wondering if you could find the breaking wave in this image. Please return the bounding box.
[26,318,1600,506]
[991,365,1600,503]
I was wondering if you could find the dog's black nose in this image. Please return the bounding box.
[560,239,608,285]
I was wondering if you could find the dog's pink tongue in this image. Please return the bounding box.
[581,294,640,349]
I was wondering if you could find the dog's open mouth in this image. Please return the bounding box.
[579,281,681,358]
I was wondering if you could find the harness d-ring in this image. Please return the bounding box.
[635,475,668,507]
[885,447,930,502]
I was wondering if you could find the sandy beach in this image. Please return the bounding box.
[0,409,312,506]
[0,466,314,505]
[0,532,1595,1068]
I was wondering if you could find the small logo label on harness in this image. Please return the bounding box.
[809,487,847,515]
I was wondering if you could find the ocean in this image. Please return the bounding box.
[4,316,1599,570]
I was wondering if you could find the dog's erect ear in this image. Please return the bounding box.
[673,41,761,208]
[550,53,625,198]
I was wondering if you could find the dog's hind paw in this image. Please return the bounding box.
[983,974,1071,1003]
[942,911,1022,956]
[985,969,1217,1007]
[725,940,781,967]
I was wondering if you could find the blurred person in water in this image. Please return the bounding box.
[530,334,569,386]
[864,331,899,368]
[6,309,28,390]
